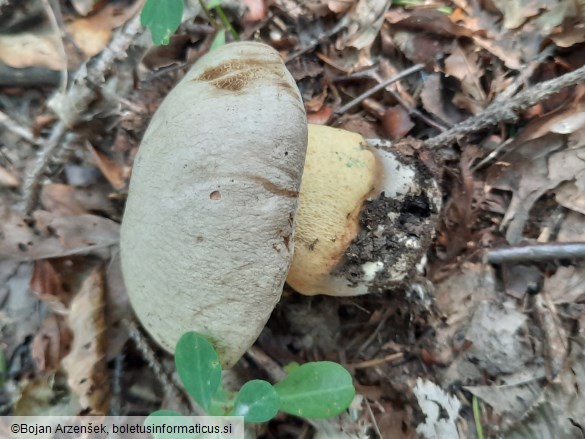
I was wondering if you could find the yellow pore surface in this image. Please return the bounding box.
[286,124,381,295]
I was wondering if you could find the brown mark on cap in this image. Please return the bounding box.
[195,59,298,98]
[244,174,299,198]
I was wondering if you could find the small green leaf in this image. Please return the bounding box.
[210,30,226,51]
[145,410,194,439]
[175,331,222,412]
[231,380,280,423]
[283,362,300,374]
[141,0,184,45]
[274,362,355,419]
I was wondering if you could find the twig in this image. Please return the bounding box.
[347,352,404,369]
[21,13,144,215]
[470,138,513,172]
[424,63,585,149]
[356,311,389,356]
[22,121,65,214]
[123,318,205,416]
[364,399,383,439]
[0,110,38,144]
[285,19,348,64]
[245,346,287,381]
[486,242,585,264]
[335,64,425,115]
[0,64,61,87]
[386,86,448,132]
[494,46,555,104]
[41,0,68,95]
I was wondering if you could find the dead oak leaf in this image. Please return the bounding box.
[61,265,109,415]
[444,43,487,114]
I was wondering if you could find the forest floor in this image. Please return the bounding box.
[1,0,585,438]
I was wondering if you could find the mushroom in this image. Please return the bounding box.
[120,42,440,368]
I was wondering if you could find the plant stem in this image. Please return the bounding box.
[198,0,220,29]
[473,396,485,439]
[215,5,239,41]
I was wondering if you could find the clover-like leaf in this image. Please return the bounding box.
[175,331,222,412]
[274,362,355,419]
[232,380,280,423]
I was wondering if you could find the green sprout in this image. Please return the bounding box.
[141,0,239,47]
[150,331,356,425]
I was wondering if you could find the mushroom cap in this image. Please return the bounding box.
[286,124,382,295]
[120,42,307,367]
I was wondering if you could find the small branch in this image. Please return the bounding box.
[335,64,425,115]
[285,19,348,64]
[0,110,38,144]
[493,46,554,104]
[245,346,287,381]
[21,12,144,215]
[41,0,68,95]
[387,86,448,132]
[347,352,404,369]
[424,63,585,149]
[486,242,585,264]
[22,121,65,214]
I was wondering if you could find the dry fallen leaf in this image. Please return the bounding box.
[465,300,533,376]
[31,314,72,373]
[307,105,333,125]
[444,42,487,114]
[66,2,142,58]
[0,261,41,365]
[0,165,20,187]
[61,265,109,414]
[503,338,585,439]
[86,143,126,190]
[382,105,414,140]
[491,0,550,29]
[104,251,131,360]
[29,259,73,314]
[341,0,391,50]
[0,211,120,262]
[486,132,585,243]
[12,375,81,416]
[0,31,63,70]
[0,2,140,71]
[544,265,585,305]
[420,73,463,126]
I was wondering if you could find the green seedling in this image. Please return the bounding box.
[141,0,238,46]
[141,0,183,45]
[151,331,355,425]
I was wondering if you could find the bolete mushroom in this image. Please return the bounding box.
[121,42,440,368]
